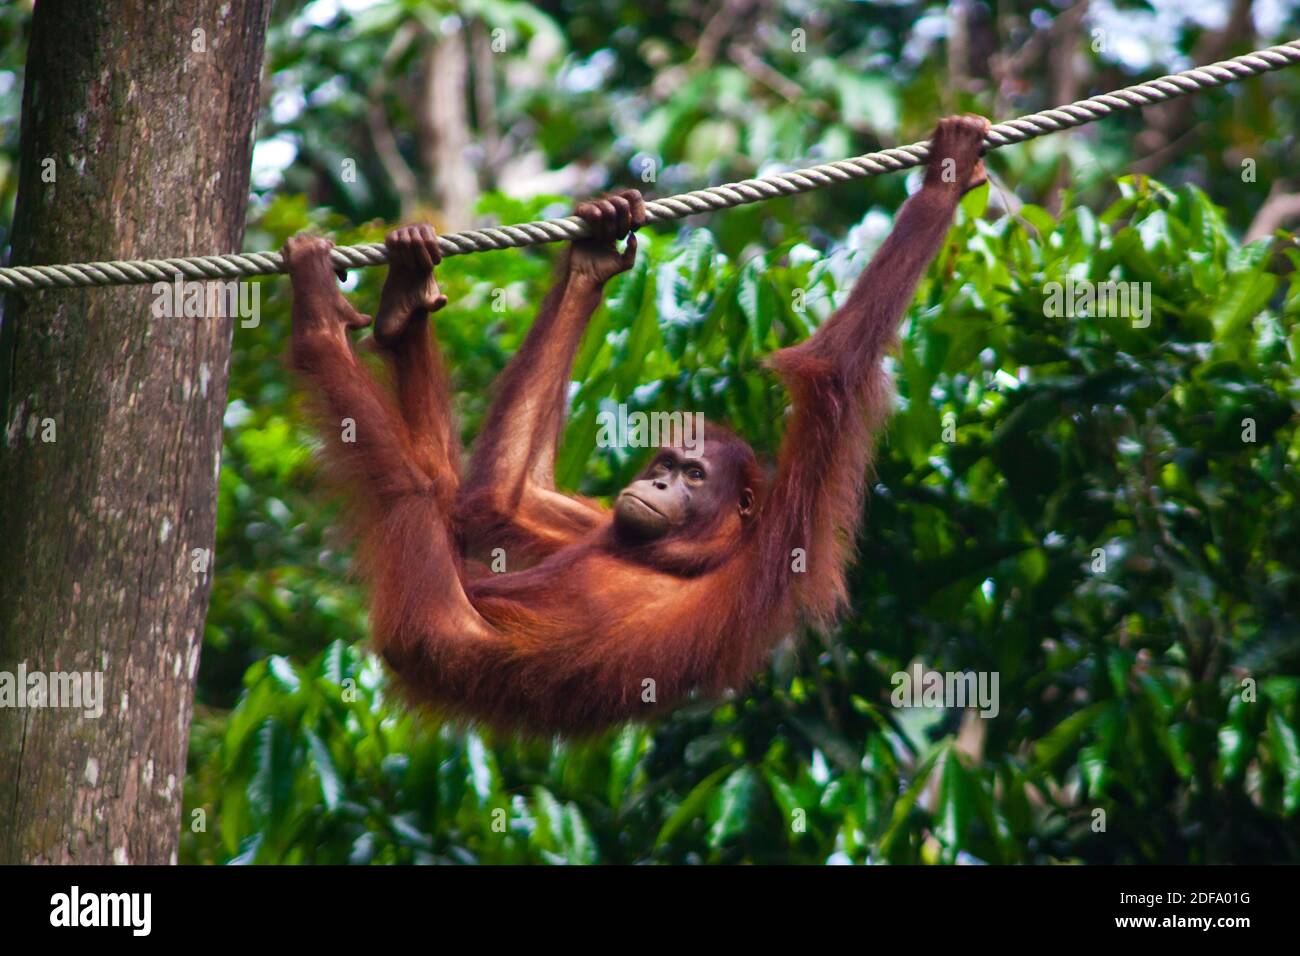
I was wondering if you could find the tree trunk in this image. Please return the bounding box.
[419,23,478,230]
[0,0,272,864]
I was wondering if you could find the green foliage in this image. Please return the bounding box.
[189,178,1300,864]
[2,0,1297,866]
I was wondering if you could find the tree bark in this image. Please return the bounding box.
[0,0,272,864]
[419,23,478,230]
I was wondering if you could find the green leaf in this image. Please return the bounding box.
[708,766,759,848]
[1032,702,1109,774]
[304,729,343,811]
[1267,710,1300,815]
[878,743,946,859]
[247,719,295,836]
[562,803,598,864]
[1211,241,1277,346]
[1079,702,1123,797]
[655,765,732,849]
[267,655,301,694]
[1016,203,1056,239]
[737,258,775,351]
[960,182,990,222]
[529,786,566,853]
[760,768,805,834]
[608,724,646,809]
[933,748,973,860]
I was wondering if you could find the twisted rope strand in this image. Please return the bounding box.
[3,39,1298,292]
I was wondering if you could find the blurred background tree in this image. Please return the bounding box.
[3,0,1299,863]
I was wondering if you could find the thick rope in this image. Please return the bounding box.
[3,39,1298,292]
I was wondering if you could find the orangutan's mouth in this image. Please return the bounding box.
[619,492,663,516]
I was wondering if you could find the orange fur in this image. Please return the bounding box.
[288,126,982,735]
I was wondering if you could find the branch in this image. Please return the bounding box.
[1245,182,1300,242]
[367,20,423,218]
[1133,0,1255,174]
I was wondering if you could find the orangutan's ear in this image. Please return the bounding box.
[738,487,755,519]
